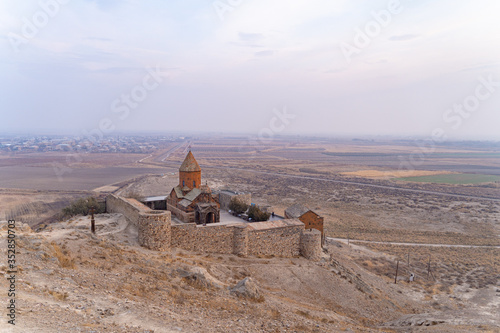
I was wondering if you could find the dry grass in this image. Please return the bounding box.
[204,298,242,312]
[333,225,500,246]
[359,244,500,291]
[341,170,451,178]
[50,242,75,269]
[268,308,281,320]
[169,288,187,305]
[49,290,69,301]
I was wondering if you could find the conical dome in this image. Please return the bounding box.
[179,151,201,172]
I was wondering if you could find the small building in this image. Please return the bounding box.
[285,204,324,244]
[166,151,220,224]
[142,195,167,210]
[216,189,251,211]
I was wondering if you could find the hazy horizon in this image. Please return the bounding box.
[1,0,499,141]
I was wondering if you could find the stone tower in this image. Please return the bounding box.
[179,151,201,190]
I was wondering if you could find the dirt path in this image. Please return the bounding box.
[327,237,500,248]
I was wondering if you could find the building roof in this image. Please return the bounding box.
[178,199,192,208]
[179,151,201,172]
[143,195,167,202]
[284,203,311,218]
[172,186,202,203]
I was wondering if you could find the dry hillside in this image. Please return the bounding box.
[1,214,498,332]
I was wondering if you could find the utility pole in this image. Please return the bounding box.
[427,255,431,279]
[394,260,399,284]
[90,206,96,234]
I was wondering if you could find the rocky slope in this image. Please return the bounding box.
[0,215,497,332]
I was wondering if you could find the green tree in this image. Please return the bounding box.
[247,205,270,222]
[229,197,249,214]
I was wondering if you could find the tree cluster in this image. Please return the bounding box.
[229,197,249,214]
[62,196,105,218]
[247,205,271,222]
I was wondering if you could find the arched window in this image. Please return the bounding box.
[193,180,196,187]
[182,180,185,187]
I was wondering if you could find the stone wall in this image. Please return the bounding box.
[247,219,304,257]
[167,203,194,223]
[232,225,248,256]
[171,223,236,254]
[171,219,312,258]
[106,194,321,259]
[106,194,149,226]
[138,211,171,252]
[107,194,171,251]
[300,229,322,261]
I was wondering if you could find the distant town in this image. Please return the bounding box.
[0,135,187,154]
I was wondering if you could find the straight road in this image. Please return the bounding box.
[327,237,500,249]
[157,161,500,202]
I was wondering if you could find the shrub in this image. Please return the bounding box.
[229,197,249,214]
[62,197,105,218]
[247,205,270,222]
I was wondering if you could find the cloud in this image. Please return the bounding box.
[254,50,274,57]
[84,37,114,42]
[388,34,420,41]
[324,68,346,74]
[238,32,264,42]
[365,59,388,64]
[459,62,500,72]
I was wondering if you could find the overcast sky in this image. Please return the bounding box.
[1,0,499,139]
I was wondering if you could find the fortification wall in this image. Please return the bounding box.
[247,224,303,257]
[171,223,237,254]
[300,229,322,261]
[232,225,248,256]
[107,194,171,251]
[167,203,194,223]
[138,211,171,252]
[171,220,308,258]
[106,194,150,226]
[107,194,321,259]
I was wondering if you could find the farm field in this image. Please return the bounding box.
[1,135,499,331]
[396,173,500,185]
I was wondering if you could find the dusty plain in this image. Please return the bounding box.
[1,136,499,332]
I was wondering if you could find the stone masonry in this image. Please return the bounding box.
[300,229,322,261]
[106,194,321,259]
[138,211,171,252]
[106,194,170,251]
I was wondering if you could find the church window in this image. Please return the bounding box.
[182,180,185,187]
[193,180,196,187]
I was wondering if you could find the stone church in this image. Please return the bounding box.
[166,151,220,224]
